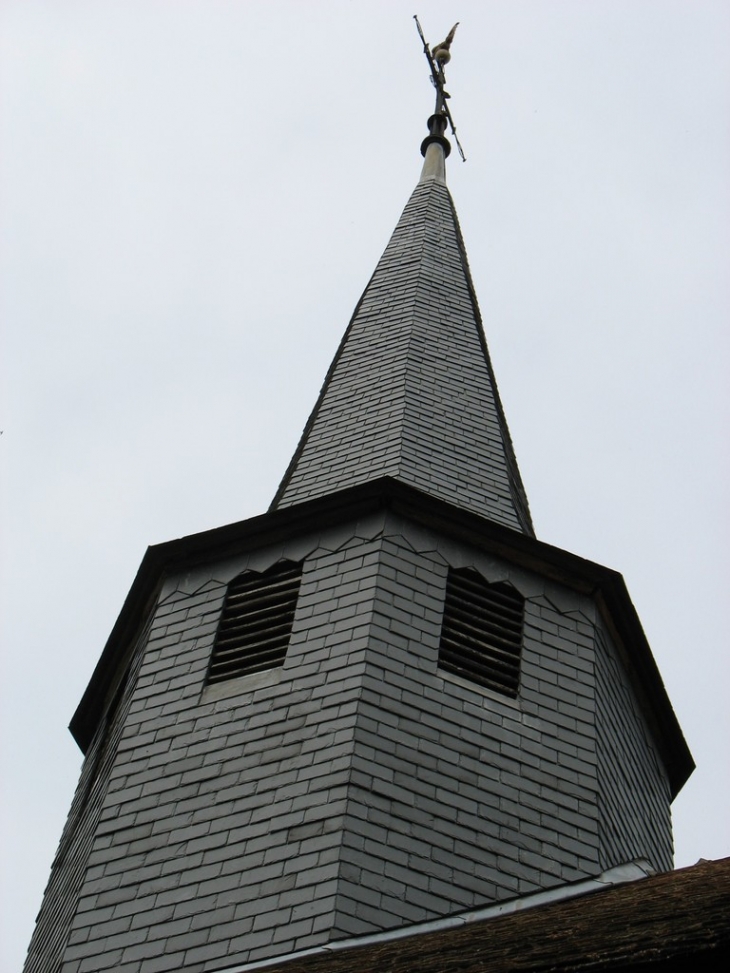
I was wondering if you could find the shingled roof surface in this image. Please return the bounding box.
[238,858,730,973]
[271,164,534,535]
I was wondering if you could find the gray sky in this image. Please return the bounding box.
[1,2,728,969]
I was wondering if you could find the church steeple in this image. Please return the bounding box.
[23,26,692,973]
[272,108,533,535]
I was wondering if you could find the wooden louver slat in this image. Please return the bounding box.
[438,569,524,697]
[207,561,302,685]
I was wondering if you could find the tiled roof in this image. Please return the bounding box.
[232,857,730,973]
[271,155,534,535]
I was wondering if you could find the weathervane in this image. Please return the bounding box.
[414,16,466,161]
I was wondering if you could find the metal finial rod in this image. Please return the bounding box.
[414,15,466,161]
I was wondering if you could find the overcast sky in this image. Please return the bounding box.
[1,2,728,969]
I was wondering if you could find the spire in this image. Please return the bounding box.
[271,31,533,536]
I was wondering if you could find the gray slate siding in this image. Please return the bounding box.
[44,523,385,973]
[27,515,673,972]
[595,626,673,872]
[330,524,603,937]
[23,619,152,973]
[272,179,533,536]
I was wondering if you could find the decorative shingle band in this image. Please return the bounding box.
[207,561,302,685]
[439,568,524,697]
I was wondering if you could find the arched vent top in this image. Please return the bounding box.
[207,561,302,686]
[438,568,524,698]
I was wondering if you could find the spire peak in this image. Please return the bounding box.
[270,19,529,530]
[271,168,533,533]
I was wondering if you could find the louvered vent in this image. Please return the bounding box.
[438,568,524,697]
[207,561,302,685]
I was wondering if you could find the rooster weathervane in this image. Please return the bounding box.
[414,16,466,161]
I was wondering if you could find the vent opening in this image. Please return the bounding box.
[207,560,302,685]
[438,568,524,697]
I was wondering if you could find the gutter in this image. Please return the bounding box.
[215,860,654,973]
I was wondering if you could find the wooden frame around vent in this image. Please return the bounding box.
[206,561,302,686]
[438,568,524,697]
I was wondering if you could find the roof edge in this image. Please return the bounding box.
[219,860,656,973]
[69,477,693,796]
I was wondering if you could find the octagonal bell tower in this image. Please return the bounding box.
[23,28,692,973]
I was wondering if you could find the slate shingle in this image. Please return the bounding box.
[271,170,533,535]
